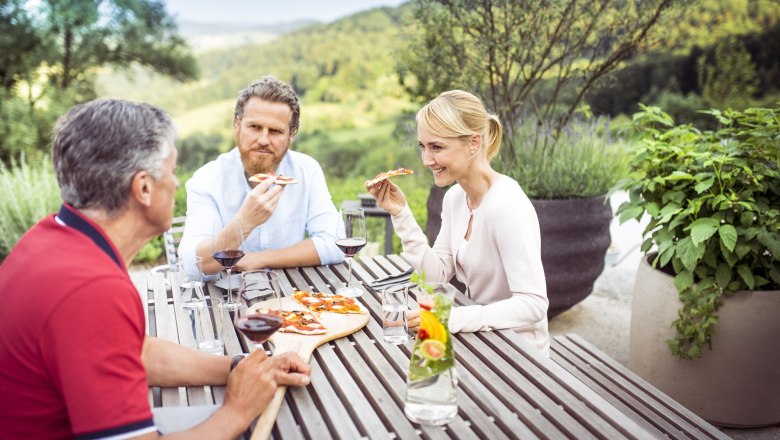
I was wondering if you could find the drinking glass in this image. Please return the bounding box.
[382,284,409,344]
[192,296,225,355]
[234,270,283,353]
[211,219,245,311]
[335,208,366,297]
[176,256,204,308]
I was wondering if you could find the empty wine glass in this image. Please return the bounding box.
[211,219,245,311]
[234,270,283,353]
[335,208,367,297]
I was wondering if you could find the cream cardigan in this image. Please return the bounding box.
[392,175,550,355]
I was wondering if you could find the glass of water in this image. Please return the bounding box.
[382,284,409,345]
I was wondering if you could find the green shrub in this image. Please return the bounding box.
[496,117,631,199]
[0,156,61,259]
[615,104,780,359]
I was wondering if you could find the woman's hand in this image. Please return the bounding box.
[365,179,407,216]
[405,309,421,334]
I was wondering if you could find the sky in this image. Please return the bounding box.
[163,0,408,25]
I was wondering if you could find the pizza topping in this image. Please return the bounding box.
[248,172,299,185]
[366,167,414,187]
[292,290,365,314]
[278,310,328,335]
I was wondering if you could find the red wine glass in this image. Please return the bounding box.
[211,219,245,311]
[335,208,367,297]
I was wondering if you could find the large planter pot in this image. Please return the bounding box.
[531,196,612,318]
[629,254,780,427]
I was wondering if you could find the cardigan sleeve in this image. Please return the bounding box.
[391,204,455,284]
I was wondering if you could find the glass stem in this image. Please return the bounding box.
[226,268,233,303]
[346,256,354,288]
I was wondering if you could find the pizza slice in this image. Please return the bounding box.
[292,290,365,314]
[366,167,414,187]
[248,172,299,185]
[279,310,328,335]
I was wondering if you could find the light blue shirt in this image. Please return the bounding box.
[178,148,343,266]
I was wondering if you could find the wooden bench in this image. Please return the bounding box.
[551,334,730,440]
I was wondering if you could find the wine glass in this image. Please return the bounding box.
[335,208,367,297]
[234,270,283,353]
[211,219,245,311]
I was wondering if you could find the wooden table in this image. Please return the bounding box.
[134,255,665,439]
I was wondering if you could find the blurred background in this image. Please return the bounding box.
[1,0,778,265]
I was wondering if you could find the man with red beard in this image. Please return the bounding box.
[179,76,343,274]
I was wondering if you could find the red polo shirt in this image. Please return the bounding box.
[0,205,154,439]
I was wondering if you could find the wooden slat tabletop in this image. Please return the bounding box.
[137,255,661,439]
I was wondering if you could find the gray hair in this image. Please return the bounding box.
[51,98,176,216]
[234,76,300,135]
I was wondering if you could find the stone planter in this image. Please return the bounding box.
[629,254,780,427]
[531,196,612,318]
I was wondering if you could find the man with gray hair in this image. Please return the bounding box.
[179,76,343,276]
[0,98,311,439]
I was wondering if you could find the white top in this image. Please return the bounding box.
[178,148,343,265]
[392,175,550,355]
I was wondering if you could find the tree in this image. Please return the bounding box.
[38,0,197,91]
[0,0,197,163]
[399,0,672,163]
[698,37,760,110]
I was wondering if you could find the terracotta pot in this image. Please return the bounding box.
[531,196,612,318]
[629,254,780,427]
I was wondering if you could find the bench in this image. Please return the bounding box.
[551,334,730,440]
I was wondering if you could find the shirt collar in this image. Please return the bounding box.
[56,204,125,270]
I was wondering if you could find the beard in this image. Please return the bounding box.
[240,148,285,176]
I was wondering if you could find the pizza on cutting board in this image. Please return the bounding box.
[292,290,365,314]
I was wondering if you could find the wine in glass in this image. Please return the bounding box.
[234,270,283,352]
[211,219,245,311]
[336,208,367,298]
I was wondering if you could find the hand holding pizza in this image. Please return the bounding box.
[365,178,407,216]
[237,175,285,231]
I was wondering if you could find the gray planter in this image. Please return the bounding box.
[531,196,612,318]
[630,254,780,427]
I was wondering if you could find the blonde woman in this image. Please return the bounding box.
[366,90,549,355]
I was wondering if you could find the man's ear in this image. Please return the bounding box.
[130,171,153,207]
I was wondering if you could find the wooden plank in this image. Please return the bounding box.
[168,272,210,406]
[272,397,305,440]
[302,352,362,439]
[284,377,333,439]
[151,272,186,407]
[384,254,413,272]
[488,331,656,440]
[371,255,405,276]
[275,269,297,298]
[554,335,729,440]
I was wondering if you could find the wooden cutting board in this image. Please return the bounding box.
[250,296,369,440]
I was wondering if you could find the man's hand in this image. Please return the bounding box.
[238,176,285,231]
[221,350,278,424]
[365,179,407,216]
[271,351,312,386]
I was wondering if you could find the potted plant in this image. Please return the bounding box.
[615,104,780,427]
[495,116,630,317]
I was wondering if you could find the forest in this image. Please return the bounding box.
[1,0,779,262]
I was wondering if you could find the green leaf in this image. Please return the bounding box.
[737,265,755,290]
[675,270,694,292]
[757,231,780,258]
[676,237,705,272]
[618,205,645,223]
[715,263,731,289]
[666,171,694,181]
[690,218,720,245]
[694,177,714,194]
[739,211,755,226]
[718,224,738,252]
